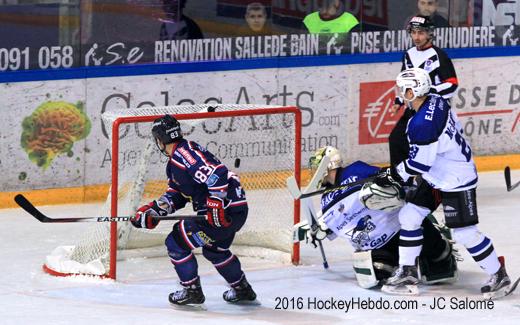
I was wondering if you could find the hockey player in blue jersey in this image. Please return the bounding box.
[130,114,256,306]
[295,146,458,289]
[377,68,512,298]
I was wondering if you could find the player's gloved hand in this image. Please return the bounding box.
[374,167,403,188]
[206,196,231,228]
[309,222,333,241]
[131,196,173,229]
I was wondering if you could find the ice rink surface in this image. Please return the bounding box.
[1,170,519,325]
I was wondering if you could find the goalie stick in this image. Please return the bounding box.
[287,174,375,200]
[287,156,330,269]
[504,166,520,192]
[14,194,205,223]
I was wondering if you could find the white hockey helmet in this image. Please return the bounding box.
[309,146,343,173]
[396,68,431,101]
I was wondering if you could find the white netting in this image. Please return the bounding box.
[44,104,300,277]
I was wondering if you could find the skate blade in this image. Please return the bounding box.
[381,284,419,296]
[226,299,261,306]
[169,302,207,311]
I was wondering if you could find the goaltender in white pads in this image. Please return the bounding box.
[291,146,457,290]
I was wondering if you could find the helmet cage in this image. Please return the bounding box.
[309,146,343,184]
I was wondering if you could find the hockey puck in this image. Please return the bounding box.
[234,158,241,168]
[207,106,216,112]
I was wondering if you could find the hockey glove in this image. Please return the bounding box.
[206,196,231,228]
[132,196,173,229]
[374,167,403,188]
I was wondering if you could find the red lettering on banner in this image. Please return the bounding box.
[359,81,403,144]
[178,147,197,165]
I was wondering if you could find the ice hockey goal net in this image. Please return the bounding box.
[43,104,302,279]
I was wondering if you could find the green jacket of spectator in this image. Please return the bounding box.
[303,11,359,34]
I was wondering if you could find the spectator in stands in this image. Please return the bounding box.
[415,0,450,28]
[241,2,271,36]
[303,0,359,34]
[159,0,203,40]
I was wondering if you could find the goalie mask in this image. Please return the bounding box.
[309,146,343,185]
[396,68,431,102]
[152,114,182,156]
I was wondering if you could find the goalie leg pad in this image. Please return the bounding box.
[419,239,458,284]
[352,251,379,289]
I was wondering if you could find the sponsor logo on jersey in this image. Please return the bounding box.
[178,147,197,165]
[192,231,214,246]
[207,173,219,187]
[359,81,404,144]
[424,59,433,72]
[369,233,388,248]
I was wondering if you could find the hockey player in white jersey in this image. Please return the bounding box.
[294,146,458,289]
[377,68,512,298]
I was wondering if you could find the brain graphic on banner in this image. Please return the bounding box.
[358,81,403,145]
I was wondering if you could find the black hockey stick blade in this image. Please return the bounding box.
[506,277,520,297]
[505,166,512,191]
[14,194,204,223]
[504,166,520,192]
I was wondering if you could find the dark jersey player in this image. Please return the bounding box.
[130,115,256,306]
[389,15,458,167]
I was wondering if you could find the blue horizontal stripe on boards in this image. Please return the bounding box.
[0,45,518,84]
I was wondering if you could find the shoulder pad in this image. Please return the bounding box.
[408,96,450,145]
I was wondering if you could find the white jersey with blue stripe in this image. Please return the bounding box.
[395,94,478,192]
[320,161,400,251]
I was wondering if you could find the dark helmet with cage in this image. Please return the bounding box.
[407,15,434,37]
[152,115,182,155]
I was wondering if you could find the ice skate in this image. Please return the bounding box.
[169,278,205,306]
[223,276,258,304]
[381,265,419,295]
[481,256,511,299]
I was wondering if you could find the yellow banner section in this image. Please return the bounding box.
[2,155,520,209]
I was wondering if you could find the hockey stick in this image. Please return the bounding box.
[287,174,375,200]
[504,166,520,192]
[14,194,205,223]
[287,156,330,269]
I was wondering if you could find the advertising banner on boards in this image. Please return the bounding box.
[1,56,520,193]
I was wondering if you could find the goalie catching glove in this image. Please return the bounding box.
[131,196,174,229]
[205,196,232,228]
[359,168,405,212]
